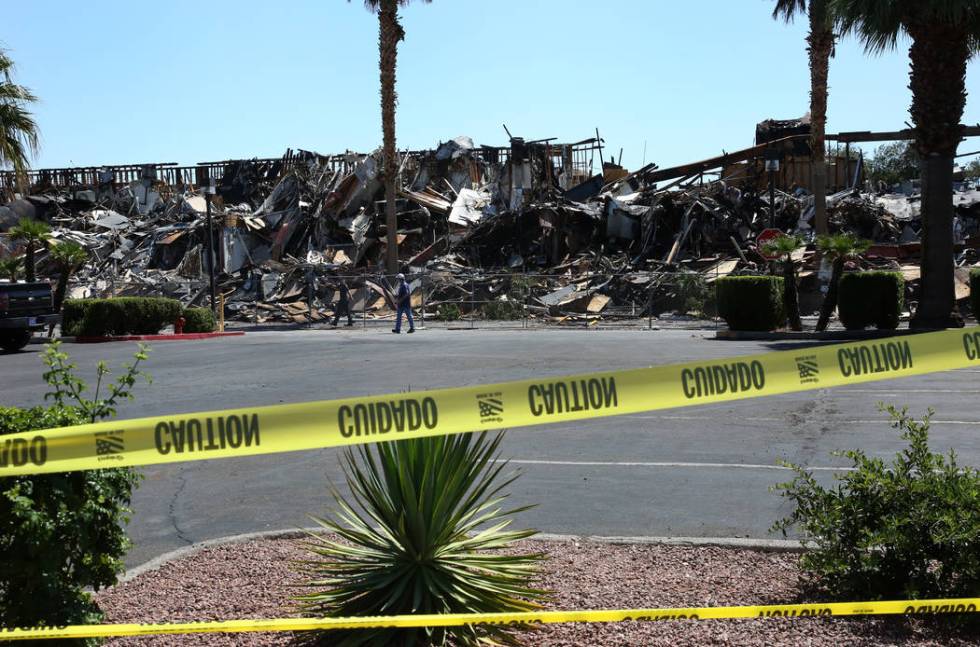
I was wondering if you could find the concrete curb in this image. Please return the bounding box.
[73,331,245,343]
[121,529,803,583]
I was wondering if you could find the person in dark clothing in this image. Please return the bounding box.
[331,279,354,327]
[392,273,415,334]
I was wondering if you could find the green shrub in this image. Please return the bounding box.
[436,303,462,321]
[673,272,716,317]
[838,271,904,330]
[716,276,786,331]
[61,298,96,336]
[971,268,979,322]
[182,307,216,333]
[481,298,523,320]
[0,342,149,643]
[63,297,183,336]
[772,405,980,601]
[297,433,547,646]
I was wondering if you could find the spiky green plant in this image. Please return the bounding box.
[296,432,547,646]
[0,255,22,281]
[761,233,805,331]
[815,232,871,331]
[8,216,50,281]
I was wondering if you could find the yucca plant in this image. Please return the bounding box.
[296,432,547,646]
[815,232,871,331]
[761,233,805,331]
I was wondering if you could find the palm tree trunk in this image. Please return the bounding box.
[816,257,843,332]
[25,243,36,282]
[49,271,69,336]
[907,22,967,329]
[783,256,802,331]
[807,0,832,235]
[379,0,403,276]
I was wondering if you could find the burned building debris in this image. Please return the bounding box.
[2,124,979,326]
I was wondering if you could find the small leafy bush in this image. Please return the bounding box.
[182,307,216,333]
[716,276,785,331]
[63,297,182,336]
[971,268,979,322]
[0,342,150,643]
[436,303,462,321]
[297,432,547,646]
[772,405,980,601]
[481,298,523,320]
[672,272,715,317]
[838,271,904,330]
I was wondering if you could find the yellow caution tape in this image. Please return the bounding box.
[2,598,978,640]
[3,328,980,477]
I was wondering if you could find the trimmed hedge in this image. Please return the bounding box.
[838,271,904,331]
[972,268,979,322]
[183,307,216,333]
[716,276,786,331]
[62,297,183,336]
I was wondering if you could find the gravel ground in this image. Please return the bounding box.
[96,536,978,647]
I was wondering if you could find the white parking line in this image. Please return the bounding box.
[508,459,855,472]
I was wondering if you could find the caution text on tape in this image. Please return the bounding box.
[2,329,979,476]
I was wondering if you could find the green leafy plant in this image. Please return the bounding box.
[296,432,547,646]
[436,303,462,321]
[761,233,805,331]
[772,405,980,601]
[481,298,523,321]
[182,307,216,333]
[0,254,22,281]
[716,275,786,331]
[0,341,150,643]
[815,233,871,331]
[673,272,715,317]
[838,271,905,330]
[62,297,183,336]
[8,217,50,282]
[43,340,152,422]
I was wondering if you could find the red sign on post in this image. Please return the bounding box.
[756,228,785,261]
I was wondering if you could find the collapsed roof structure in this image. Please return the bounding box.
[1,123,978,325]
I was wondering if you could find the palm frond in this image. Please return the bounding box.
[816,232,871,258]
[772,0,808,23]
[761,233,805,258]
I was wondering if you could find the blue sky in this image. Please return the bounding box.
[4,0,980,172]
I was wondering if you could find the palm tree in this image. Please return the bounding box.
[815,232,871,331]
[8,217,50,281]
[762,233,805,330]
[0,255,22,281]
[48,241,86,313]
[357,0,430,276]
[773,0,834,236]
[830,0,980,329]
[0,48,40,186]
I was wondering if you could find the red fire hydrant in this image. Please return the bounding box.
[174,316,186,335]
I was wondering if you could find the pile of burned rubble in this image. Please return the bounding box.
[1,133,978,325]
